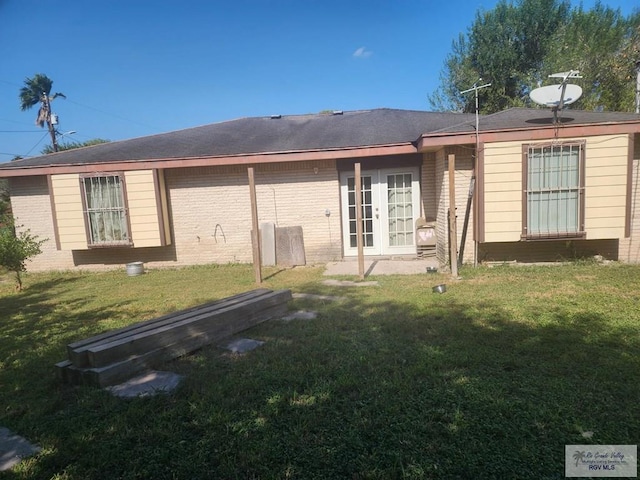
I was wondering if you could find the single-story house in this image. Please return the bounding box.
[1,107,639,271]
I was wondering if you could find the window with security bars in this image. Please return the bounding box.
[82,175,131,246]
[524,143,584,239]
[347,176,374,248]
[387,173,414,246]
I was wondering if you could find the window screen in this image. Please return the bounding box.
[525,143,583,238]
[82,175,130,246]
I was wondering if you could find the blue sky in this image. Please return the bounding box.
[0,0,637,162]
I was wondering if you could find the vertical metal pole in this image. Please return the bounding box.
[354,162,365,280]
[460,80,490,268]
[248,167,262,284]
[473,85,479,267]
[448,154,458,278]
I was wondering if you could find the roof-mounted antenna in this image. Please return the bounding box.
[460,78,491,268]
[460,79,491,157]
[530,70,583,123]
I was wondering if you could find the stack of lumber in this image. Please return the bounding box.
[56,288,292,388]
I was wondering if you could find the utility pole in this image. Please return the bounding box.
[42,92,59,152]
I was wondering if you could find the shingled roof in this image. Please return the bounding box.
[1,109,475,169]
[2,107,639,172]
[431,107,640,135]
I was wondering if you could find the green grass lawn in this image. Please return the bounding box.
[1,262,639,479]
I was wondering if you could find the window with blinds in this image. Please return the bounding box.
[524,142,585,239]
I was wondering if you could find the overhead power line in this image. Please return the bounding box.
[65,99,159,130]
[0,130,44,133]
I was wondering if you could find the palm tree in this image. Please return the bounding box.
[19,73,66,152]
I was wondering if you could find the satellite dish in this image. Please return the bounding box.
[529,70,583,123]
[530,84,583,107]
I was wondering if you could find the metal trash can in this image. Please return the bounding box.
[126,262,145,276]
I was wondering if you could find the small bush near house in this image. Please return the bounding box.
[0,214,46,290]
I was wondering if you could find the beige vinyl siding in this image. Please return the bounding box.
[483,142,522,242]
[482,134,630,242]
[50,170,170,250]
[50,174,87,250]
[125,170,169,247]
[583,135,628,239]
[9,176,76,271]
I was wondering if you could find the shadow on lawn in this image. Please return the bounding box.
[0,276,159,426]
[1,278,639,479]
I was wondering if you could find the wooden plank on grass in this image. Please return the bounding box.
[60,302,289,387]
[67,289,272,367]
[84,289,292,368]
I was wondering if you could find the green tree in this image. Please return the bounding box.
[0,179,10,218]
[541,4,640,111]
[0,215,46,291]
[19,73,66,152]
[40,138,110,155]
[429,0,639,113]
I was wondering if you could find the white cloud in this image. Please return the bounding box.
[353,47,372,58]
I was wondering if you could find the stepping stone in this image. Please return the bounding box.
[281,310,318,321]
[322,279,379,287]
[0,427,41,472]
[106,370,184,398]
[292,293,345,302]
[222,338,265,354]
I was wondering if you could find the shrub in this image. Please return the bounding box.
[0,214,46,290]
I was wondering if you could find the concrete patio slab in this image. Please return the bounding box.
[0,427,41,472]
[106,370,184,398]
[324,258,439,277]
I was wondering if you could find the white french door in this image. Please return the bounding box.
[340,167,421,256]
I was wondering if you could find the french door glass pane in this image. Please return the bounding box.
[347,176,374,248]
[387,173,414,247]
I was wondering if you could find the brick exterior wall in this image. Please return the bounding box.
[434,147,476,266]
[421,152,437,222]
[10,141,638,272]
[165,160,342,266]
[10,160,342,272]
[9,176,76,271]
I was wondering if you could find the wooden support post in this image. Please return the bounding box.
[248,167,262,284]
[354,162,365,280]
[448,154,459,277]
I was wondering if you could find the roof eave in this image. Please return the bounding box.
[417,120,640,151]
[0,142,418,178]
